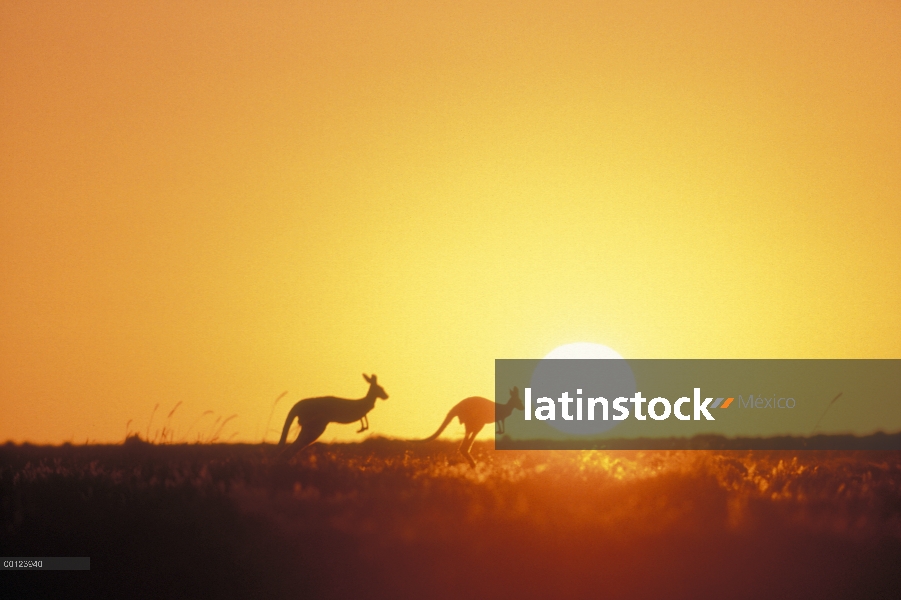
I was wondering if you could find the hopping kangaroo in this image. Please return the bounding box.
[421,387,523,468]
[277,374,388,461]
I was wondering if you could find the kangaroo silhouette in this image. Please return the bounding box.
[277,373,388,461]
[421,387,523,468]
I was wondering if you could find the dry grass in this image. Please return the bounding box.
[2,440,900,599]
[123,403,240,445]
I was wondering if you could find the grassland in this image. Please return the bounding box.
[3,440,901,599]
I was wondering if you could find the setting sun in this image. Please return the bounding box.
[543,343,625,361]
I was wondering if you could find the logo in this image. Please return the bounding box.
[524,388,736,422]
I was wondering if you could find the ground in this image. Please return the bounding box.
[2,440,900,599]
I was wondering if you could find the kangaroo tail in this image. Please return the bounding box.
[277,406,298,447]
[419,406,458,442]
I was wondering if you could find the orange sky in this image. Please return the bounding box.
[2,1,899,444]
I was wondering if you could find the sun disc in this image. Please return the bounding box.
[530,342,634,436]
[543,342,624,361]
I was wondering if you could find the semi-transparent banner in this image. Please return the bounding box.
[494,359,901,450]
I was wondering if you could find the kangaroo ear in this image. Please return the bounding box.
[513,386,519,394]
[363,373,372,383]
[370,374,378,383]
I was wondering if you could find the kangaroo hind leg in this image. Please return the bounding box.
[459,424,483,469]
[280,420,328,462]
[459,432,477,469]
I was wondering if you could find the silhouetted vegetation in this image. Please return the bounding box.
[498,431,901,450]
[2,440,900,599]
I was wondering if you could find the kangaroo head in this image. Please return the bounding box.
[509,386,524,411]
[363,373,389,400]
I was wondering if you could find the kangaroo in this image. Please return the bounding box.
[421,387,523,468]
[277,373,388,461]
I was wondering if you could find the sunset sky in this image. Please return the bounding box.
[2,1,899,444]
